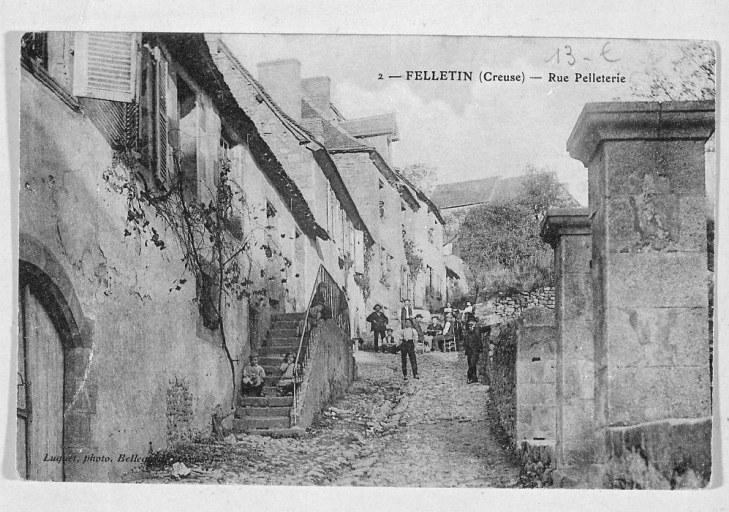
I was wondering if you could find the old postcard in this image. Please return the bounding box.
[11,31,717,493]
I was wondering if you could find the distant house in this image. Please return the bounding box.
[431,176,529,214]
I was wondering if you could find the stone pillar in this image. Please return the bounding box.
[540,208,594,479]
[567,101,714,485]
[515,307,557,446]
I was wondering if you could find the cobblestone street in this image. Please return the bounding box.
[132,350,519,487]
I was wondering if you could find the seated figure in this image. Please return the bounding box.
[241,354,266,397]
[278,353,296,396]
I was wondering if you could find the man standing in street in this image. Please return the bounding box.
[399,321,419,380]
[366,304,388,353]
[464,317,482,383]
[400,299,424,342]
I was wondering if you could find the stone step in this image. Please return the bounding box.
[263,375,291,386]
[259,357,293,367]
[272,312,306,321]
[271,320,301,330]
[239,395,294,407]
[266,337,300,348]
[258,347,301,358]
[236,406,292,418]
[237,427,305,438]
[269,328,298,338]
[233,416,291,430]
[262,364,285,375]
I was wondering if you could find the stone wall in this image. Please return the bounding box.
[479,287,555,323]
[487,307,556,456]
[296,320,356,428]
[489,320,518,446]
[600,418,712,489]
[515,308,557,445]
[19,69,259,482]
[166,377,195,445]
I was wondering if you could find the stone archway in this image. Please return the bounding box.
[18,233,95,481]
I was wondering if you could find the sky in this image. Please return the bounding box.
[222,35,711,206]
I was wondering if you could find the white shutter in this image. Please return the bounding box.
[154,47,169,186]
[73,32,139,103]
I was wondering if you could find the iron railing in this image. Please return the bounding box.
[291,264,349,426]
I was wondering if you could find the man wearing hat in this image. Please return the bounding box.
[400,299,424,342]
[464,317,483,384]
[366,304,389,353]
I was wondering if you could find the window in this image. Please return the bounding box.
[197,269,220,331]
[73,32,139,103]
[177,75,198,200]
[136,45,170,189]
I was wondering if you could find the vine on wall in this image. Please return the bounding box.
[403,236,423,278]
[103,136,293,408]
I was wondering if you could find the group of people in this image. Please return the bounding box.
[240,297,486,400]
[365,299,422,379]
[365,300,484,384]
[240,352,298,398]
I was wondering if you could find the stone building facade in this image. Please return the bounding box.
[16,32,370,482]
[17,32,448,481]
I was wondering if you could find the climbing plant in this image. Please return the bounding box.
[103,136,292,408]
[403,236,423,278]
[354,245,374,301]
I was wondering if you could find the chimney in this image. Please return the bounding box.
[257,58,302,122]
[301,76,331,117]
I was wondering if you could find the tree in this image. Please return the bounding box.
[400,163,438,195]
[455,169,573,300]
[520,165,579,221]
[630,41,715,102]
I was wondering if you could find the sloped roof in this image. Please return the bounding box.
[302,100,371,152]
[157,33,328,241]
[202,36,371,241]
[394,170,446,225]
[340,113,399,141]
[431,175,529,210]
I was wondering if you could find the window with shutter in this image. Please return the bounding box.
[73,32,139,103]
[177,75,199,202]
[154,47,169,186]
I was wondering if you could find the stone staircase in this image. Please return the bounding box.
[233,312,307,437]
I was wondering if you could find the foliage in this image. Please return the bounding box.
[630,41,715,102]
[455,170,572,299]
[399,163,438,195]
[520,165,578,220]
[403,237,423,278]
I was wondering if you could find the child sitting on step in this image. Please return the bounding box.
[278,353,296,396]
[241,354,266,397]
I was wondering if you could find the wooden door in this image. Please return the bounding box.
[18,283,65,481]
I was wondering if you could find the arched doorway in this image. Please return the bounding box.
[18,234,94,482]
[17,262,69,480]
